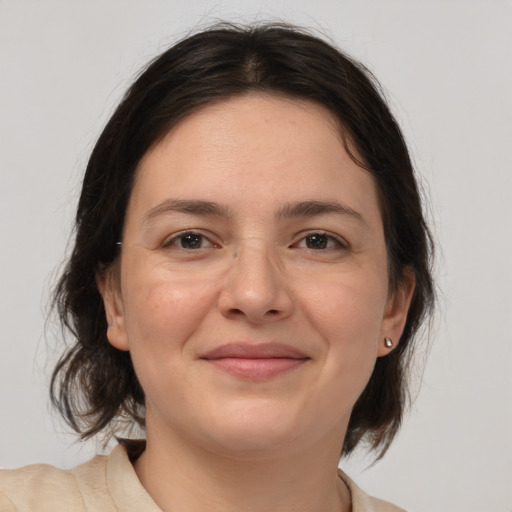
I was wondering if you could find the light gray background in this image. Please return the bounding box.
[1,1,511,511]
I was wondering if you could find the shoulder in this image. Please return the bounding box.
[338,470,407,512]
[0,444,159,512]
[0,449,116,512]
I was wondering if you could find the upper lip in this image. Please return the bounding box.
[200,342,309,360]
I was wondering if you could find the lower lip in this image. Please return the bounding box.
[206,357,308,379]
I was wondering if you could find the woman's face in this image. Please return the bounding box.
[100,94,413,457]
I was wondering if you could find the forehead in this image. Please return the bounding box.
[139,93,344,169]
[128,93,381,226]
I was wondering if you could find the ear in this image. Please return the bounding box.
[96,265,129,352]
[377,269,416,357]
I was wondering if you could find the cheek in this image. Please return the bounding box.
[120,265,220,412]
[299,272,387,343]
[296,270,388,385]
[121,261,218,356]
[300,279,387,423]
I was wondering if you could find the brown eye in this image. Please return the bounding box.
[295,232,346,250]
[162,231,216,250]
[179,233,204,249]
[305,234,329,249]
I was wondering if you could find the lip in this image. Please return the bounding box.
[200,343,310,379]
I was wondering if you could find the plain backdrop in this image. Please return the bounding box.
[1,1,511,511]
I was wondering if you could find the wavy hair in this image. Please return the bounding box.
[50,22,435,458]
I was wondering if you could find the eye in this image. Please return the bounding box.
[294,232,347,250]
[162,231,218,250]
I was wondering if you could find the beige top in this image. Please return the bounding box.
[0,445,405,512]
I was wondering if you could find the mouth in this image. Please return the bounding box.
[200,343,310,379]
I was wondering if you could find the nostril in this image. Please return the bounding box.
[267,309,279,316]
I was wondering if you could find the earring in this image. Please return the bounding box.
[384,337,393,348]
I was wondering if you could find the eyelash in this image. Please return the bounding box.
[291,231,348,251]
[161,231,219,250]
[161,230,348,252]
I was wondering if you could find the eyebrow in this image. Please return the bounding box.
[276,200,366,223]
[143,199,231,224]
[143,198,365,225]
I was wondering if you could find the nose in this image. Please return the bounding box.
[217,240,294,324]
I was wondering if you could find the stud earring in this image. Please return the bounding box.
[384,337,393,348]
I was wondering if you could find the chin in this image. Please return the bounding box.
[205,430,301,460]
[196,399,314,458]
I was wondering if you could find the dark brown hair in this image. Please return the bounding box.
[50,22,435,458]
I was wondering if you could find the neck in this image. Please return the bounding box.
[133,419,351,512]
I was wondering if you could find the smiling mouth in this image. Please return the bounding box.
[200,343,310,379]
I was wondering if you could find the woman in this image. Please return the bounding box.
[0,23,434,512]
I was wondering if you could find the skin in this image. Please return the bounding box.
[99,94,414,512]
